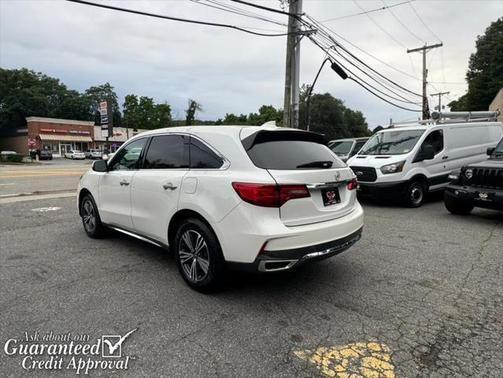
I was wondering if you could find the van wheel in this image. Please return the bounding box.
[444,192,473,215]
[404,180,426,207]
[174,218,225,292]
[80,194,106,238]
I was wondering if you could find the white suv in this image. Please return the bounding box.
[78,126,364,291]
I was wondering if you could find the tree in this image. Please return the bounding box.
[299,91,370,140]
[84,83,121,126]
[122,94,140,129]
[186,99,202,126]
[248,105,283,126]
[123,95,171,130]
[449,17,503,111]
[152,103,172,129]
[0,68,91,132]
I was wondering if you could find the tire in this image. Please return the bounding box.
[174,218,225,292]
[444,192,473,215]
[404,179,427,207]
[80,194,106,238]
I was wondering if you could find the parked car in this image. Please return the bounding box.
[1,150,17,156]
[39,150,53,160]
[0,150,22,163]
[78,126,364,291]
[330,138,369,162]
[85,149,103,159]
[65,150,86,159]
[444,137,503,214]
[347,116,503,207]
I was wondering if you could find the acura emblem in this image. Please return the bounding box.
[356,171,363,176]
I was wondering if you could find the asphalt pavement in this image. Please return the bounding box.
[0,191,502,377]
[0,159,90,196]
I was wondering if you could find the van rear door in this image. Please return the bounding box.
[241,130,357,226]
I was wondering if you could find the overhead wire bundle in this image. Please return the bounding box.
[67,0,443,113]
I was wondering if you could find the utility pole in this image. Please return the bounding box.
[282,0,302,128]
[430,91,450,111]
[407,43,443,120]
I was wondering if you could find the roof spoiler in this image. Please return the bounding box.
[242,129,327,151]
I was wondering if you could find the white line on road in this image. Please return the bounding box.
[31,207,62,212]
[0,192,76,204]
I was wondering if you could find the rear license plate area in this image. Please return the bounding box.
[321,187,341,206]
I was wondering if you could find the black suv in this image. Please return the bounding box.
[444,138,503,214]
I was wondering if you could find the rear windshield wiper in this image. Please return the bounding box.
[296,160,333,169]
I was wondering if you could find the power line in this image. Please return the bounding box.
[349,77,421,112]
[303,16,422,97]
[193,0,287,29]
[65,0,296,37]
[304,14,422,82]
[307,35,422,112]
[310,33,420,103]
[321,0,413,23]
[382,0,424,44]
[353,0,407,49]
[230,0,298,18]
[409,1,442,42]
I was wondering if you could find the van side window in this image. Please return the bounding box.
[422,130,444,155]
[351,140,367,157]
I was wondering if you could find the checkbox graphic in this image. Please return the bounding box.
[101,329,137,358]
[102,335,122,357]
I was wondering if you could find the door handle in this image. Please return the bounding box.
[163,183,177,191]
[442,156,449,160]
[120,180,130,186]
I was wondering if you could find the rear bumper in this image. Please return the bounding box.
[228,228,362,273]
[219,201,364,269]
[445,184,503,210]
[358,181,408,198]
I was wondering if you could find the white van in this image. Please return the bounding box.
[347,116,503,207]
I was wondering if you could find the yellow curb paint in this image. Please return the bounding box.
[294,342,395,378]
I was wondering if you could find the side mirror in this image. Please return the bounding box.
[422,144,435,160]
[487,147,495,156]
[92,160,108,172]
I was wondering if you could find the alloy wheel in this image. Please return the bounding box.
[178,230,210,283]
[82,199,96,233]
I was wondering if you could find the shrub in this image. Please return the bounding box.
[0,154,24,163]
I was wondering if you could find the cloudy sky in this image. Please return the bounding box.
[1,0,502,128]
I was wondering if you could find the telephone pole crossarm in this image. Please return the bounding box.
[407,42,443,120]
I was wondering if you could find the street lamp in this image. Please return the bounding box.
[305,59,348,131]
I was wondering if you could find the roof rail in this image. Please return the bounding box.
[431,111,500,123]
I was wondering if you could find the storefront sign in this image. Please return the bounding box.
[99,101,112,138]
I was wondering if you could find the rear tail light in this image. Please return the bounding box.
[232,182,310,207]
[347,178,359,191]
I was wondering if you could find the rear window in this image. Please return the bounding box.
[243,131,344,170]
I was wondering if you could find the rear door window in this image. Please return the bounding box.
[243,131,344,170]
[143,135,189,169]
